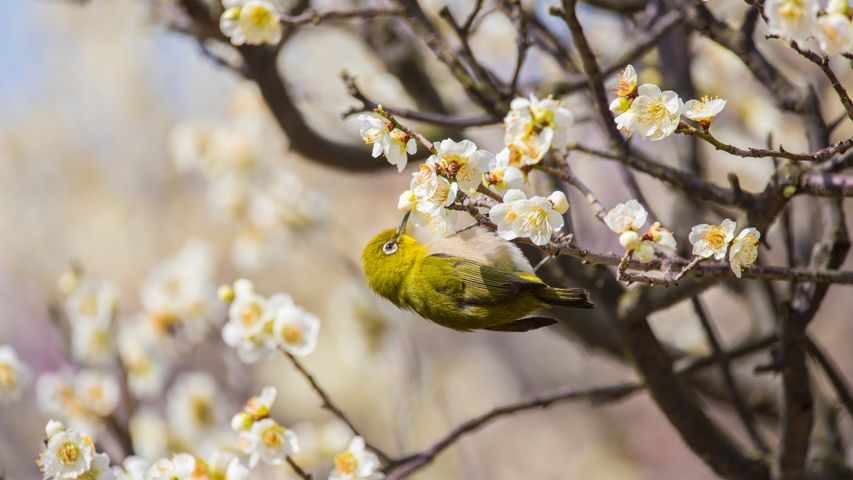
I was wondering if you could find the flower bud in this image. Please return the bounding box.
[233,278,254,297]
[231,412,252,431]
[397,190,416,212]
[609,97,632,114]
[619,230,641,250]
[45,419,65,440]
[58,271,78,296]
[548,191,569,214]
[218,284,235,303]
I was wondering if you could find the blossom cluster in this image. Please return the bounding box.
[38,420,113,480]
[37,369,120,434]
[602,198,761,277]
[604,199,676,263]
[170,88,324,270]
[362,93,575,244]
[231,387,300,467]
[611,65,727,140]
[766,0,853,55]
[220,278,321,363]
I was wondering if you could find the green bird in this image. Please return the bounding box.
[361,212,594,332]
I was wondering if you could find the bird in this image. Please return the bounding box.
[361,212,593,332]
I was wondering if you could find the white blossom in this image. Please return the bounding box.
[604,199,647,234]
[766,0,819,42]
[488,189,564,246]
[117,322,170,399]
[220,0,283,46]
[145,453,196,480]
[71,321,114,366]
[0,345,31,402]
[633,242,656,264]
[615,84,683,140]
[206,451,250,480]
[729,227,761,278]
[232,386,277,431]
[38,426,95,479]
[611,64,638,98]
[74,370,119,417]
[483,148,525,193]
[240,418,299,467]
[112,456,149,480]
[433,139,492,192]
[504,94,574,165]
[273,303,321,357]
[358,113,416,172]
[222,284,281,363]
[683,96,727,126]
[64,278,118,328]
[689,219,737,260]
[329,436,383,480]
[816,14,853,56]
[129,409,169,460]
[166,372,224,443]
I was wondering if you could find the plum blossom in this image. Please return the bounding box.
[615,84,683,140]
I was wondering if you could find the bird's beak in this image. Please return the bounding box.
[392,211,411,244]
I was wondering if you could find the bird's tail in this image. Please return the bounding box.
[535,287,594,309]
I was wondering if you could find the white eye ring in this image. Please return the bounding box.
[383,242,398,255]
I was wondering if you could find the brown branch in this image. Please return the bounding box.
[679,123,853,162]
[766,34,853,122]
[385,333,777,479]
[807,337,853,423]
[281,349,391,463]
[692,297,769,453]
[340,72,499,127]
[286,456,313,480]
[279,6,405,26]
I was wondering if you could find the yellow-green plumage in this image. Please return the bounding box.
[361,226,593,332]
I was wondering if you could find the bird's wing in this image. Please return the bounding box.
[422,254,546,306]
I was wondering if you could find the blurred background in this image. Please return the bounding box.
[1,0,851,478]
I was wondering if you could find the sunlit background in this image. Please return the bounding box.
[1,0,852,478]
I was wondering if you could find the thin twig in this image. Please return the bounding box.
[286,456,313,479]
[280,6,405,26]
[806,337,853,423]
[692,297,769,453]
[281,350,392,463]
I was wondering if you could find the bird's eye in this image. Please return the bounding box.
[382,242,398,255]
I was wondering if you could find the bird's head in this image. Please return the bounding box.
[361,212,423,306]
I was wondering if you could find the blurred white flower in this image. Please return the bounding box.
[0,345,31,402]
[240,418,299,467]
[223,285,282,363]
[74,370,119,417]
[329,436,383,480]
[71,321,114,366]
[828,0,850,15]
[489,189,564,246]
[689,219,737,259]
[359,113,416,172]
[38,425,95,479]
[504,94,574,165]
[117,322,170,399]
[83,453,115,480]
[129,408,169,460]
[141,239,221,343]
[683,96,727,127]
[166,372,224,443]
[273,303,321,357]
[205,451,250,480]
[729,227,761,278]
[604,199,647,234]
[766,0,819,42]
[112,456,149,480]
[433,139,492,192]
[64,278,118,328]
[208,174,251,219]
[220,0,283,46]
[249,169,323,232]
[816,14,853,56]
[615,84,683,140]
[483,148,525,193]
[37,371,79,421]
[145,453,197,480]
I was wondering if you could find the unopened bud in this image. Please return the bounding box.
[548,191,569,214]
[218,284,235,303]
[619,230,641,250]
